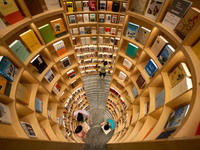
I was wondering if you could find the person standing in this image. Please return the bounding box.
[99,61,107,80]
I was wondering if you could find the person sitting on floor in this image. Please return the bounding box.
[75,125,86,139]
[74,110,90,125]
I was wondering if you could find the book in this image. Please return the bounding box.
[73,28,79,35]
[99,14,104,23]
[0,0,23,25]
[195,122,200,135]
[158,44,175,65]
[75,1,82,11]
[136,74,146,89]
[121,3,127,13]
[105,37,110,43]
[19,29,42,52]
[131,86,138,98]
[168,63,191,88]
[110,37,114,44]
[38,24,55,44]
[20,121,36,137]
[60,56,71,69]
[35,97,43,113]
[71,80,77,88]
[90,1,96,11]
[118,71,127,81]
[144,101,150,115]
[155,89,165,109]
[86,37,90,44]
[111,15,117,23]
[81,37,86,44]
[0,102,12,124]
[44,0,60,10]
[79,27,85,34]
[122,58,132,71]
[106,14,111,23]
[77,14,83,23]
[85,27,91,34]
[82,122,90,132]
[145,59,158,77]
[126,22,140,39]
[107,1,113,11]
[4,82,12,97]
[92,37,97,44]
[170,77,192,100]
[92,27,96,34]
[60,92,67,102]
[156,129,176,139]
[83,1,89,11]
[105,27,111,34]
[117,29,122,36]
[145,0,164,20]
[0,75,7,94]
[16,83,30,104]
[151,35,168,57]
[90,14,96,22]
[136,27,151,45]
[24,0,43,16]
[99,36,103,44]
[44,69,55,83]
[100,1,106,11]
[119,16,125,24]
[192,40,200,61]
[53,40,67,57]
[67,69,75,79]
[83,14,89,22]
[126,43,139,58]
[9,40,30,62]
[164,104,190,131]
[66,2,73,12]
[69,15,76,24]
[162,0,193,30]
[111,28,116,35]
[53,83,61,94]
[50,18,67,38]
[99,27,104,34]
[175,7,200,40]
[0,56,18,82]
[112,1,120,12]
[0,18,6,30]
[30,55,47,74]
[130,0,149,14]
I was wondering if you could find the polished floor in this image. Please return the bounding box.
[82,75,114,150]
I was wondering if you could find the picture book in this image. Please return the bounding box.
[24,0,43,16]
[175,7,200,40]
[121,3,127,13]
[168,62,191,88]
[136,74,146,89]
[99,14,105,23]
[75,1,82,11]
[53,40,67,57]
[136,27,151,45]
[111,15,117,23]
[122,58,132,71]
[44,69,55,83]
[79,27,85,34]
[162,0,193,30]
[0,56,18,82]
[106,14,111,23]
[100,1,106,11]
[90,1,96,11]
[30,55,47,74]
[19,29,42,52]
[155,89,165,109]
[126,43,139,58]
[145,59,158,77]
[9,40,30,62]
[118,71,127,81]
[83,14,89,22]
[69,15,76,24]
[0,18,6,30]
[83,1,89,11]
[0,0,23,25]
[60,56,71,69]
[38,24,55,44]
[192,40,200,61]
[16,83,30,105]
[145,0,164,20]
[0,102,12,124]
[112,1,120,12]
[66,2,73,12]
[126,22,140,39]
[119,16,125,24]
[50,18,67,38]
[44,0,60,10]
[20,121,36,137]
[90,14,96,22]
[53,83,61,94]
[130,0,149,14]
[164,104,190,131]
[0,75,7,94]
[35,97,43,113]
[158,44,175,65]
[107,1,113,11]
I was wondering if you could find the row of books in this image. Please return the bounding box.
[75,45,98,53]
[98,45,118,53]
[99,14,124,24]
[77,52,97,59]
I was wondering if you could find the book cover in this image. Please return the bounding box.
[126,22,140,39]
[118,71,127,81]
[111,15,117,23]
[169,63,191,88]
[105,27,111,34]
[111,28,116,35]
[66,2,73,12]
[67,69,75,79]
[106,14,111,23]
[44,69,55,83]
[53,83,61,94]
[136,26,151,45]
[105,37,110,43]
[4,82,12,97]
[145,59,158,77]
[90,1,96,11]
[0,102,12,124]
[75,1,82,11]
[119,16,125,24]
[192,40,200,61]
[53,40,67,57]
[151,35,168,57]
[100,1,106,11]
[112,1,120,12]
[19,29,42,52]
[86,37,90,44]
[30,54,47,74]
[136,74,146,89]
[126,43,139,58]
[90,14,95,22]
[170,77,192,100]
[164,104,190,131]
[0,56,18,82]
[44,0,60,10]
[0,0,23,25]
[81,37,86,44]
[121,2,127,13]
[155,89,165,109]
[83,14,89,22]
[99,36,103,44]
[24,0,44,16]
[175,7,200,40]
[131,86,138,98]
[0,75,7,94]
[35,97,43,113]
[20,121,36,137]
[73,28,79,35]
[16,83,30,104]
[145,0,164,20]
[162,0,193,30]
[71,80,77,88]
[60,56,71,69]
[50,18,67,38]
[107,1,113,11]
[99,27,104,34]
[130,0,149,14]
[156,129,176,139]
[79,27,85,34]
[92,37,97,44]
[158,44,175,65]
[9,40,30,62]
[85,27,91,34]
[110,37,114,44]
[38,24,55,44]
[77,14,83,23]
[0,18,6,30]
[83,1,89,11]
[69,15,76,23]
[99,14,105,23]
[122,58,132,71]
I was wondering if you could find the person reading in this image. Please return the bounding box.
[74,110,90,125]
